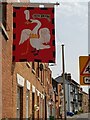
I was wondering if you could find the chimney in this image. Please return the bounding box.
[65,73,68,79]
[67,73,71,80]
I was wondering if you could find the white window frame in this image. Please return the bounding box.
[17,0,20,2]
[26,90,29,119]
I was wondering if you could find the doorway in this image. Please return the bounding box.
[32,93,35,120]
[17,87,23,119]
[26,90,29,119]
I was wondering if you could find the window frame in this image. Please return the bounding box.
[0,3,9,40]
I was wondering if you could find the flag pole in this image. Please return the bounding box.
[12,2,59,7]
[88,54,90,113]
[62,44,67,120]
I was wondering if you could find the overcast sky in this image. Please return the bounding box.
[31,0,89,93]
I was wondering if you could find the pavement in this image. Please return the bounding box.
[67,113,90,120]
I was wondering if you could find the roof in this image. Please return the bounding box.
[52,77,58,83]
[55,76,63,83]
[71,79,79,86]
[82,91,88,95]
[55,75,79,86]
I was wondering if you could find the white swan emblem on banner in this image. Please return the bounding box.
[19,19,51,55]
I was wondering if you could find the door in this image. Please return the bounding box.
[26,90,29,119]
[32,93,35,120]
[17,87,20,119]
[17,87,23,119]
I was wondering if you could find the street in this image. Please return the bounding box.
[0,1,90,120]
[67,113,90,120]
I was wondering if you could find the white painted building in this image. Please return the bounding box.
[55,73,81,114]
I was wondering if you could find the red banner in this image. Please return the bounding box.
[13,7,55,63]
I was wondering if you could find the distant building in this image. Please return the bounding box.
[77,87,83,113]
[82,91,88,113]
[52,78,63,119]
[0,2,54,119]
[55,73,81,113]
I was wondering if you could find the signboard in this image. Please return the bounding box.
[13,7,55,63]
[79,56,90,85]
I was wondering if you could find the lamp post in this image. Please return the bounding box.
[62,44,67,120]
[88,55,90,113]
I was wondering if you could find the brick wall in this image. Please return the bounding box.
[82,91,89,113]
[0,32,2,119]
[1,2,53,119]
[2,3,13,118]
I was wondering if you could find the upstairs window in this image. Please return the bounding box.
[37,62,39,77]
[32,62,35,70]
[0,2,7,28]
[0,3,9,40]
[0,3,2,22]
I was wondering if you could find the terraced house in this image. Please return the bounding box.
[55,73,87,114]
[0,1,89,120]
[0,1,56,119]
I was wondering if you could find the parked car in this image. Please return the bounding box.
[67,111,74,117]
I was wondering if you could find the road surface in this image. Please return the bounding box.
[67,113,90,120]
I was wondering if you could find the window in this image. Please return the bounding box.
[17,0,20,2]
[0,3,2,22]
[32,62,35,70]
[32,62,36,74]
[76,94,78,100]
[0,3,9,40]
[1,3,7,28]
[50,73,52,84]
[41,70,42,83]
[37,96,39,119]
[32,93,35,119]
[26,90,30,119]
[43,70,44,85]
[37,62,39,77]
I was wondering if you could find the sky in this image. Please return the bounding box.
[31,0,89,93]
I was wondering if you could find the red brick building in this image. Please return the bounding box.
[82,91,89,113]
[0,1,54,119]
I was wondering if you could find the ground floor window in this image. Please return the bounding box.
[26,90,30,118]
